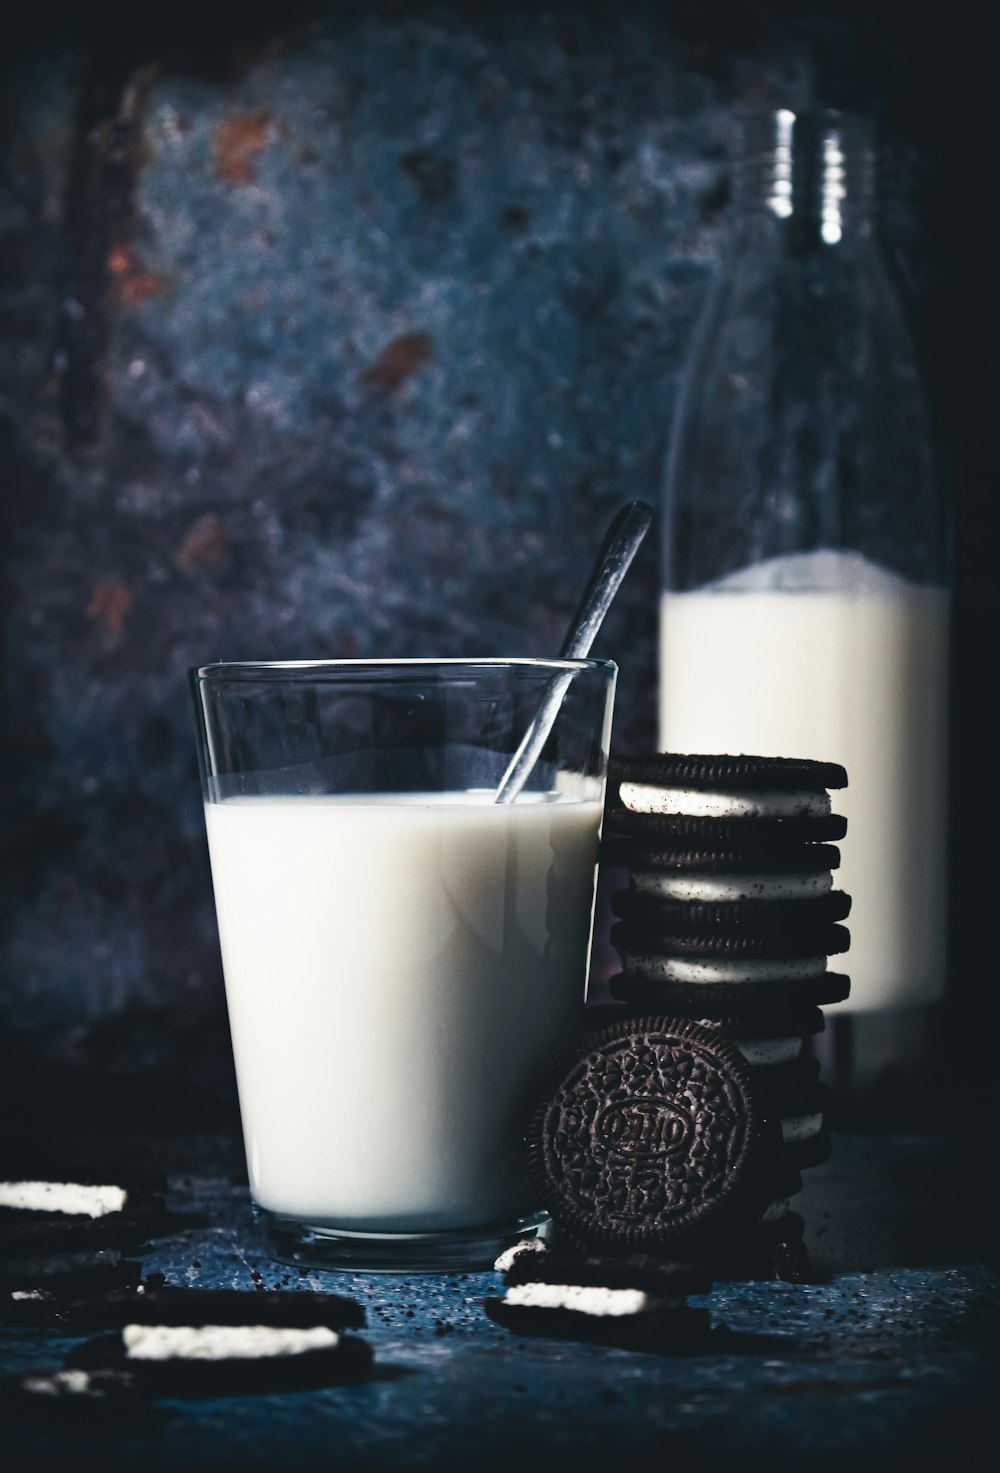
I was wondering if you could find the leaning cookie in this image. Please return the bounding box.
[66,1323,373,1396]
[524,1017,780,1256]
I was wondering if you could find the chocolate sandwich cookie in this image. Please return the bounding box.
[747,1068,831,1171]
[0,1367,163,1432]
[701,1012,823,1068]
[483,1295,710,1354]
[606,808,848,846]
[611,886,852,934]
[611,921,851,967]
[750,1161,804,1232]
[751,1065,829,1119]
[485,1252,711,1353]
[747,1055,822,1098]
[501,1250,711,1296]
[0,1177,168,1242]
[771,1081,831,1152]
[0,1205,164,1290]
[0,1146,168,1198]
[609,753,848,797]
[607,753,847,844]
[610,923,851,1010]
[7,1284,367,1334]
[587,1002,823,1068]
[607,986,826,1033]
[707,1209,814,1284]
[67,1323,373,1397]
[598,991,824,1034]
[601,839,842,877]
[781,1131,832,1171]
[765,1211,814,1283]
[2,1263,143,1326]
[609,971,851,1013]
[525,1017,779,1255]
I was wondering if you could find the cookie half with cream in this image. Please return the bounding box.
[485,1250,711,1351]
[67,1320,373,1396]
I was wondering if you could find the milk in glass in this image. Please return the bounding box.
[205,793,602,1230]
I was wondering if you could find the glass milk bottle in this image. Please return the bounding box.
[659,110,951,1089]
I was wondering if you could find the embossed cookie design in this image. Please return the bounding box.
[526,1018,775,1253]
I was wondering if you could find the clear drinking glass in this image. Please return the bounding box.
[191,658,616,1271]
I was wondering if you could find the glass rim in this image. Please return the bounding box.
[191,656,617,683]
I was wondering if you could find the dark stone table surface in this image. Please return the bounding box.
[3,1131,997,1471]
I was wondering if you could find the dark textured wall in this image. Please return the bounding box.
[1,2,991,1099]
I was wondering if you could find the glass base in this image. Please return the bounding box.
[254,1205,551,1273]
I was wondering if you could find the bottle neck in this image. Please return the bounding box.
[735,109,876,245]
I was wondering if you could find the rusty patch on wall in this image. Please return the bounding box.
[86,576,133,639]
[175,514,232,570]
[361,333,434,392]
[108,245,169,305]
[213,111,274,183]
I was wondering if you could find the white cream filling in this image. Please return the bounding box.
[619,951,827,983]
[619,782,831,819]
[123,1323,340,1362]
[22,1370,95,1397]
[493,1238,549,1273]
[632,870,834,901]
[503,1284,675,1317]
[781,1112,824,1143]
[759,1199,792,1224]
[0,1181,128,1218]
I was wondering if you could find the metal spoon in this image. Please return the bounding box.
[494,500,653,803]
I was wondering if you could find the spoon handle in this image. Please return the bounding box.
[559,501,654,659]
[495,500,652,804]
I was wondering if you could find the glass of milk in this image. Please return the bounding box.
[191,658,616,1270]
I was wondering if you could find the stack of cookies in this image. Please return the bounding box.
[598,752,850,1264]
